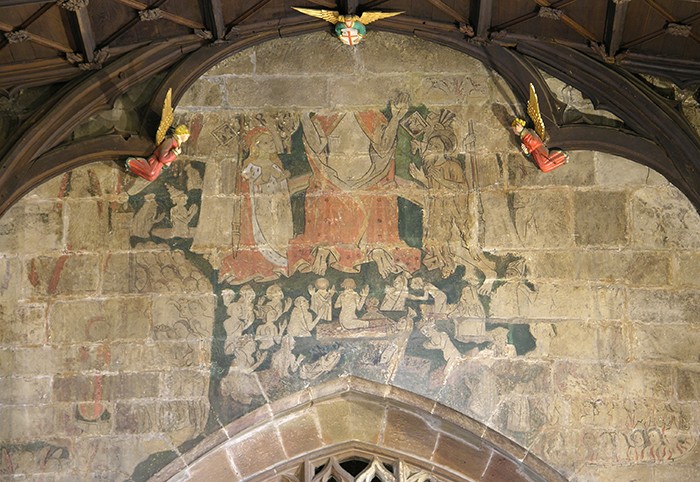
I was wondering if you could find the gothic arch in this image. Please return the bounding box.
[153,377,565,482]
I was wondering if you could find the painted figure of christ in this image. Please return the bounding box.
[287,94,420,278]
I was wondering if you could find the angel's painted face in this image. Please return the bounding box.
[512,123,524,134]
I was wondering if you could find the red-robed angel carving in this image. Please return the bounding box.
[512,84,568,173]
[126,88,190,182]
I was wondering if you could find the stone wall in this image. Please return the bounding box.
[0,32,699,481]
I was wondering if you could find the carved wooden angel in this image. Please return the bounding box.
[293,7,402,46]
[512,84,568,173]
[125,88,190,182]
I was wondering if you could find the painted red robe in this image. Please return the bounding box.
[520,129,567,173]
[126,137,180,182]
[287,111,421,275]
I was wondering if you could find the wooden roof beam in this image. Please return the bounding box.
[199,0,225,40]
[472,0,493,39]
[425,0,468,25]
[60,1,97,62]
[604,0,630,59]
[339,0,360,15]
[227,0,273,29]
[492,0,577,30]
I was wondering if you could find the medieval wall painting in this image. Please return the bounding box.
[120,96,543,434]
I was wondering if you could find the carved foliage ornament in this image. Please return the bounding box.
[538,7,563,20]
[666,23,692,37]
[4,30,29,43]
[57,0,89,11]
[139,8,163,21]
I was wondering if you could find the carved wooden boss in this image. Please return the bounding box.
[0,0,699,215]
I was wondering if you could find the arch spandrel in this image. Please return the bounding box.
[153,378,565,482]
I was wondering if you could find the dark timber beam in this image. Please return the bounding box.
[200,0,225,40]
[227,0,273,28]
[472,0,493,39]
[425,0,468,25]
[339,0,360,15]
[604,0,629,58]
[65,3,97,62]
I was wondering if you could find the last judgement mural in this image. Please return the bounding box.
[121,93,545,434]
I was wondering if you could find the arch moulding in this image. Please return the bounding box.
[154,377,565,482]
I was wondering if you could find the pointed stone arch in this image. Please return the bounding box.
[154,377,565,482]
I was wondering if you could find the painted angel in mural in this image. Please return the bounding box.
[512,84,568,173]
[126,89,190,182]
[288,93,421,278]
[407,109,497,292]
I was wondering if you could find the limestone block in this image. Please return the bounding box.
[327,74,420,109]
[585,250,669,286]
[2,347,56,376]
[25,254,100,297]
[277,411,323,458]
[0,438,73,476]
[483,189,573,249]
[383,407,438,460]
[677,368,700,401]
[152,295,215,341]
[225,425,286,478]
[0,376,51,404]
[23,173,65,200]
[65,199,129,251]
[490,282,624,321]
[672,252,700,288]
[314,396,384,445]
[103,251,211,294]
[110,340,211,371]
[0,303,45,345]
[225,76,329,109]
[253,32,356,76]
[522,251,577,280]
[157,399,209,446]
[0,256,23,302]
[416,74,492,106]
[546,321,599,360]
[63,163,121,197]
[74,435,173,477]
[187,447,238,480]
[432,434,490,481]
[553,361,675,399]
[630,186,700,249]
[179,79,224,107]
[53,373,160,402]
[114,401,157,434]
[359,33,486,75]
[205,48,256,76]
[507,151,595,188]
[594,152,668,187]
[161,370,210,398]
[574,190,628,246]
[0,201,63,255]
[632,323,700,362]
[0,405,55,441]
[628,289,700,324]
[49,298,150,344]
[596,321,631,363]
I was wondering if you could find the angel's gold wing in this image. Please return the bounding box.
[292,7,340,24]
[358,10,404,25]
[156,88,174,146]
[527,83,546,140]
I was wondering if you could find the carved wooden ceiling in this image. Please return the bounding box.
[1,0,699,215]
